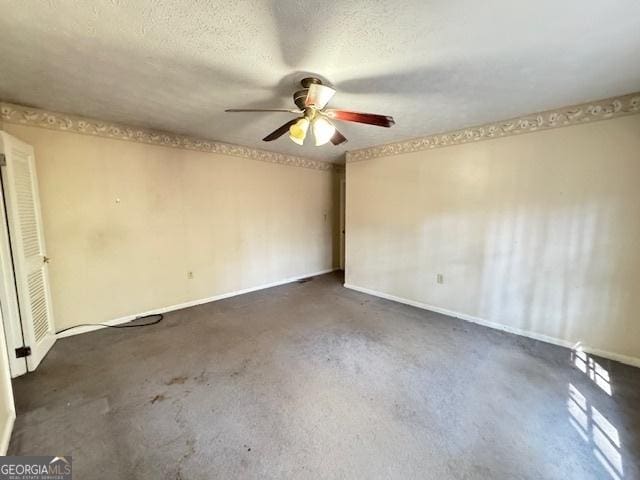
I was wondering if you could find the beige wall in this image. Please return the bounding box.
[346,114,640,363]
[3,124,337,330]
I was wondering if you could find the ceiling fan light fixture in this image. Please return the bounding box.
[226,76,395,146]
[312,117,336,146]
[289,117,309,145]
[306,83,337,109]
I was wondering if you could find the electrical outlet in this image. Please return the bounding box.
[187,271,194,279]
[436,274,444,284]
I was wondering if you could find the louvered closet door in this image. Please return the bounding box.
[0,132,55,371]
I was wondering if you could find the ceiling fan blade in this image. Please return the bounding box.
[330,129,348,146]
[262,119,299,142]
[305,83,336,109]
[226,108,302,113]
[325,109,395,128]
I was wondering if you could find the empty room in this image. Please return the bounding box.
[0,1,639,479]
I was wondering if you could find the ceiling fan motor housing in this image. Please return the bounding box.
[293,90,308,109]
[300,77,323,88]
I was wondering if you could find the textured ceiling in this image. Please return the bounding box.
[1,1,639,163]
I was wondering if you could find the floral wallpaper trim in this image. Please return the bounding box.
[0,102,335,172]
[346,92,640,162]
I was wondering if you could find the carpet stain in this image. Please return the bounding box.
[193,370,207,384]
[150,394,167,404]
[229,359,250,378]
[166,376,189,386]
[182,438,196,460]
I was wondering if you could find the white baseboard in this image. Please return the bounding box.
[57,269,337,339]
[0,409,15,455]
[344,283,640,369]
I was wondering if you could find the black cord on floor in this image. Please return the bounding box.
[56,313,164,335]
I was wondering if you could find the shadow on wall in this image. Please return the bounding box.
[473,197,639,357]
[383,195,640,359]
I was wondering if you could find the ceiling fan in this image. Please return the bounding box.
[225,77,395,146]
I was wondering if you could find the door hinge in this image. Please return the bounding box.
[0,154,6,167]
[15,346,31,358]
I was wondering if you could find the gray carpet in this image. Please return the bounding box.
[8,272,640,479]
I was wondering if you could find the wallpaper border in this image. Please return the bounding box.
[0,102,335,172]
[346,92,640,162]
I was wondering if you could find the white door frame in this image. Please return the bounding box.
[0,154,27,378]
[339,178,346,270]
